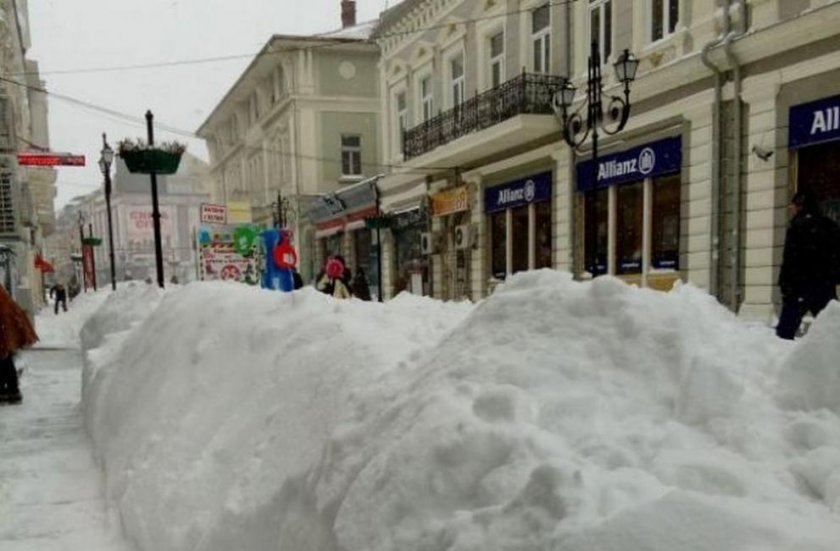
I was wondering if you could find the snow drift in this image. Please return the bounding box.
[81,273,840,550]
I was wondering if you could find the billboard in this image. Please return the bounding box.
[126,206,174,243]
[197,224,261,285]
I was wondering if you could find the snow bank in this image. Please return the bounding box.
[35,287,110,348]
[82,273,840,551]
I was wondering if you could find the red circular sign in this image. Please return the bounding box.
[220,264,241,280]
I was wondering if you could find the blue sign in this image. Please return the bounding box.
[485,171,552,214]
[576,136,682,192]
[789,95,840,149]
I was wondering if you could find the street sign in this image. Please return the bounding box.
[17,152,86,167]
[200,203,228,225]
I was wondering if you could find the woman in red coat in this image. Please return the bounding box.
[0,285,38,404]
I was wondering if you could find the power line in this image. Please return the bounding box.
[11,0,579,77]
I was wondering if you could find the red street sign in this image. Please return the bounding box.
[17,153,86,167]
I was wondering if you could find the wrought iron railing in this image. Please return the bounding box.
[403,72,567,159]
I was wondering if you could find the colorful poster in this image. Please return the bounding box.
[197,224,261,285]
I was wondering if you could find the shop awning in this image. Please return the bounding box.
[308,176,381,235]
[380,181,428,213]
[34,254,55,273]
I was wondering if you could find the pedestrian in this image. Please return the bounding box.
[292,268,304,290]
[50,282,68,315]
[776,189,840,339]
[352,267,372,301]
[315,255,353,299]
[0,285,39,404]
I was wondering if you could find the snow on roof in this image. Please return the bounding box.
[317,18,378,40]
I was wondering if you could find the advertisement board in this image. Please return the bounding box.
[197,224,261,285]
[126,206,174,242]
[200,203,228,225]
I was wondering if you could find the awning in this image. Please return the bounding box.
[34,254,55,273]
[380,181,427,213]
[314,226,343,240]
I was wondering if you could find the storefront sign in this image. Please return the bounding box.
[17,153,86,167]
[200,203,228,225]
[431,186,469,217]
[126,206,173,241]
[789,94,840,149]
[485,172,552,214]
[576,136,682,192]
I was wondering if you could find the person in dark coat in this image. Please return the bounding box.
[352,267,372,301]
[292,269,304,290]
[776,190,840,339]
[0,285,39,404]
[50,282,68,315]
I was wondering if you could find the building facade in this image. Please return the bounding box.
[0,0,57,313]
[197,1,381,283]
[373,0,840,321]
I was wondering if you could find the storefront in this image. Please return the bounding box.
[576,136,682,288]
[484,171,553,281]
[307,179,379,284]
[789,94,840,224]
[429,184,471,300]
[390,207,429,296]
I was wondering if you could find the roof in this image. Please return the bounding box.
[317,19,379,40]
[375,0,421,37]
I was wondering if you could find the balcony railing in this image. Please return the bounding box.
[403,72,567,160]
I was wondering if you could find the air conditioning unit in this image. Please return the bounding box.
[420,231,438,255]
[454,224,474,250]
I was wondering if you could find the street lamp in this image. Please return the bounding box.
[99,133,117,291]
[552,41,639,275]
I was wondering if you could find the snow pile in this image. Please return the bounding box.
[35,288,110,348]
[81,273,840,551]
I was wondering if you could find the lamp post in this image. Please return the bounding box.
[552,41,639,275]
[99,133,117,291]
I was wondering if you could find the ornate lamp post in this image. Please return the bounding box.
[552,41,639,275]
[98,133,117,291]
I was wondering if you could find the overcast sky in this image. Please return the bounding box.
[27,0,388,208]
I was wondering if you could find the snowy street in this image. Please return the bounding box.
[0,347,132,551]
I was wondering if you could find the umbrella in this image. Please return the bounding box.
[0,285,38,358]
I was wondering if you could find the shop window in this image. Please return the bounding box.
[589,0,613,61]
[512,205,530,274]
[341,135,362,177]
[651,174,681,269]
[584,188,608,275]
[532,4,551,74]
[535,200,552,269]
[797,140,840,225]
[394,224,425,295]
[650,0,679,43]
[325,233,343,258]
[490,210,507,279]
[354,230,372,276]
[616,182,643,275]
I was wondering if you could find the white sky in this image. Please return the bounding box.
[27,0,388,208]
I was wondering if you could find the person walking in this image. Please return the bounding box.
[776,190,840,339]
[0,285,39,404]
[315,255,353,299]
[50,282,68,315]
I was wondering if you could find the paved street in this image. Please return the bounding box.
[0,347,133,551]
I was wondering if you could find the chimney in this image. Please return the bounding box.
[341,0,356,28]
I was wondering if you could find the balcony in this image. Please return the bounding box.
[403,72,566,160]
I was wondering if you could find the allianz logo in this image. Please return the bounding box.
[597,147,656,180]
[496,179,537,206]
[811,106,840,135]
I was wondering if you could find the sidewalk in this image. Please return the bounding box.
[0,347,133,551]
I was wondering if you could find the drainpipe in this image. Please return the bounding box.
[723,0,745,312]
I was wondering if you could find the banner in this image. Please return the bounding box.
[485,171,552,214]
[197,224,261,285]
[82,245,96,290]
[576,136,682,192]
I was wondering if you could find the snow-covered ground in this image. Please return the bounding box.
[35,290,111,349]
[74,273,840,550]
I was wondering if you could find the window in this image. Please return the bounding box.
[615,182,644,275]
[420,76,434,122]
[491,211,507,279]
[532,4,551,74]
[651,174,681,269]
[395,91,408,151]
[584,188,609,275]
[535,201,552,269]
[272,68,285,103]
[650,0,680,42]
[0,171,14,234]
[450,53,465,107]
[341,135,362,176]
[489,32,505,87]
[511,205,530,274]
[589,0,613,61]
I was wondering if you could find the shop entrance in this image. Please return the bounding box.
[797,140,840,224]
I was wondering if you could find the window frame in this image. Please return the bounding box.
[489,199,553,279]
[489,31,505,88]
[531,4,551,74]
[340,134,363,177]
[447,50,466,108]
[649,0,680,44]
[419,74,434,122]
[394,89,408,155]
[588,0,613,63]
